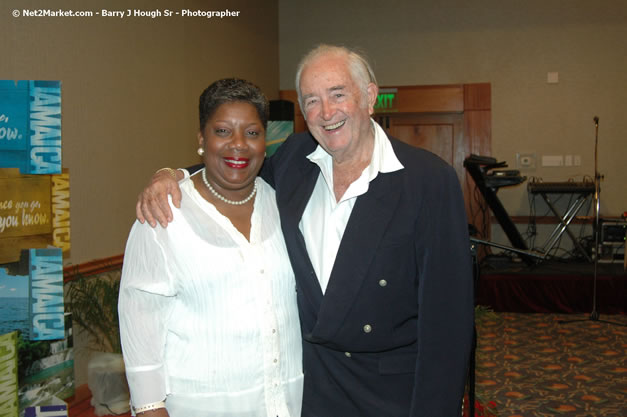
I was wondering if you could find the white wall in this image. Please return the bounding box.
[3,0,280,265]
[279,0,626,250]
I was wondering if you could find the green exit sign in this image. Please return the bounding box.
[374,88,398,112]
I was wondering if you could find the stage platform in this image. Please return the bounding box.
[476,257,626,314]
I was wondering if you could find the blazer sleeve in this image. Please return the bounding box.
[259,132,316,188]
[186,163,203,175]
[259,134,294,188]
[410,164,474,417]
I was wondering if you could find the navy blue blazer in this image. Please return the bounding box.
[261,131,474,417]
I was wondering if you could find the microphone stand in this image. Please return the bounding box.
[559,117,625,327]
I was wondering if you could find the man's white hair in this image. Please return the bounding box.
[294,44,378,116]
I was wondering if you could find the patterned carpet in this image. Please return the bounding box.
[474,312,627,417]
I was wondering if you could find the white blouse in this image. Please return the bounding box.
[119,176,303,417]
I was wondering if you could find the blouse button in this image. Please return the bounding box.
[363,324,372,333]
[378,279,387,287]
[344,352,352,358]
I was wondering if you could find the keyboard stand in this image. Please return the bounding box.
[532,191,593,262]
[464,156,536,265]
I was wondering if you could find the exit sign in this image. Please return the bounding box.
[374,88,398,112]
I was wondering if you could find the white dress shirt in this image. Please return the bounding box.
[119,175,303,417]
[299,119,404,293]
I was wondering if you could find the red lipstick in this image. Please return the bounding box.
[223,157,249,169]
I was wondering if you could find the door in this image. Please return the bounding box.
[378,113,466,184]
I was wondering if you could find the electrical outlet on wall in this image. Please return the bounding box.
[516,152,536,170]
[542,155,564,167]
[565,155,573,166]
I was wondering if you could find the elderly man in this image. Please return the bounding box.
[138,45,473,417]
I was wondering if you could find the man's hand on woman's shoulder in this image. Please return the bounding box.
[136,168,184,228]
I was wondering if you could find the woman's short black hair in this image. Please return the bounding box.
[199,78,269,131]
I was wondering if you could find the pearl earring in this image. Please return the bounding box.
[197,147,204,156]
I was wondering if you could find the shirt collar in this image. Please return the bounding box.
[306,118,404,185]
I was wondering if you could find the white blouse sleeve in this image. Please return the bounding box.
[118,221,176,408]
[179,168,190,180]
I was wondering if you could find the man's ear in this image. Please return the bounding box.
[366,83,378,115]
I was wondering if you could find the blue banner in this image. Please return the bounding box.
[24,404,68,417]
[0,331,18,417]
[266,120,293,157]
[0,81,62,174]
[28,248,64,340]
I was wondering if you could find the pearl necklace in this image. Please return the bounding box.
[201,168,257,205]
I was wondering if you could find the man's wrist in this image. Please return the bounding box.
[155,167,180,181]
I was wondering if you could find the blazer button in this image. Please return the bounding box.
[378,279,387,287]
[344,352,352,358]
[363,324,372,333]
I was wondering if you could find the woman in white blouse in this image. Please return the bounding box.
[118,79,303,417]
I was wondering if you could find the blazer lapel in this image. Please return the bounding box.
[313,171,403,341]
[278,159,325,314]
